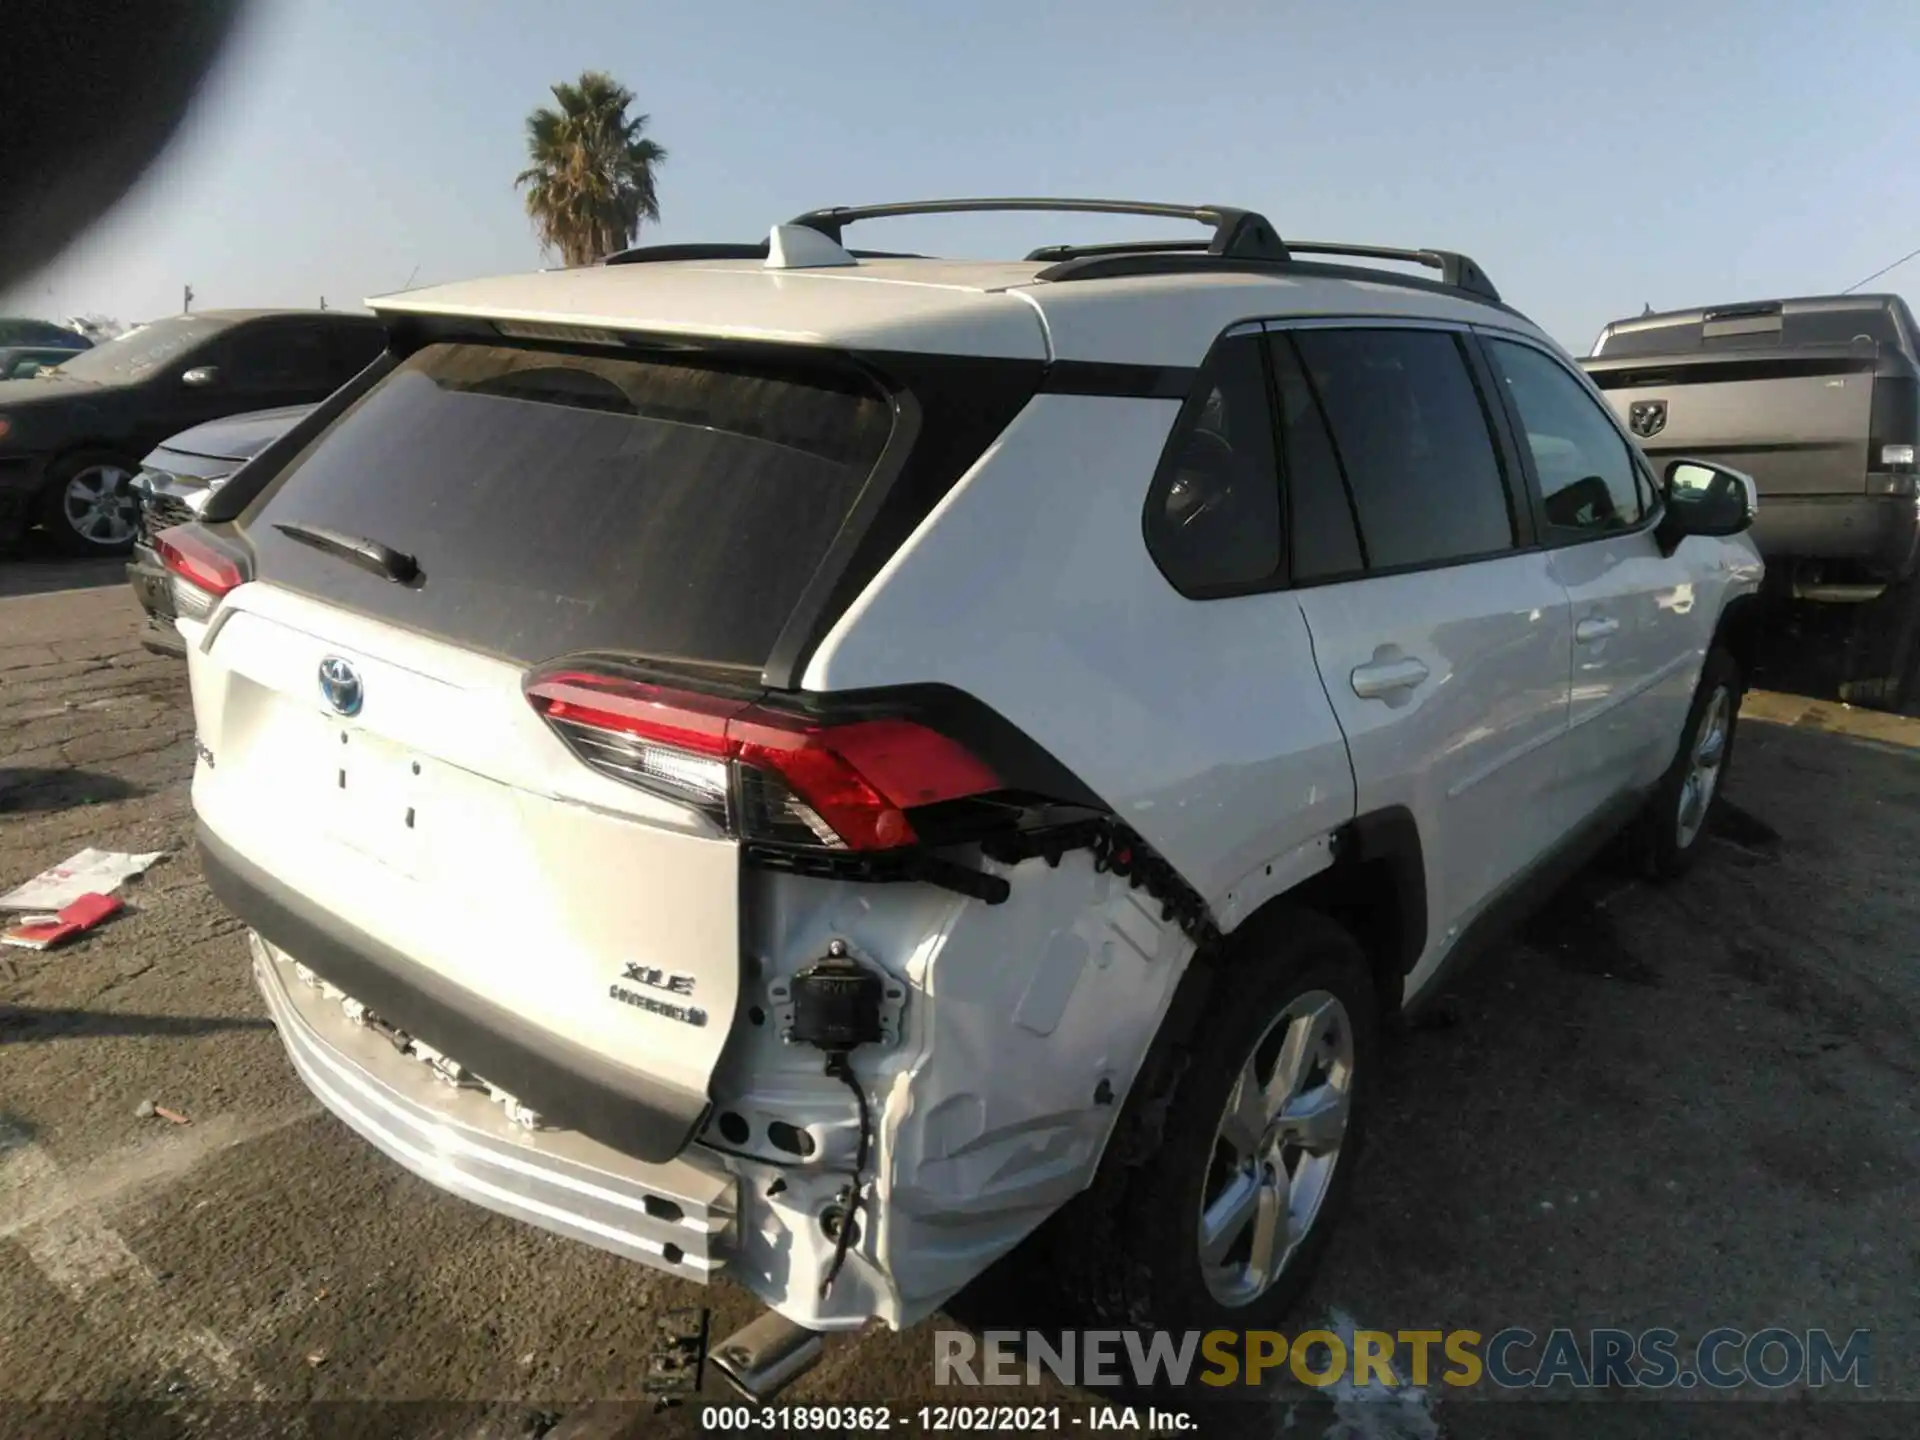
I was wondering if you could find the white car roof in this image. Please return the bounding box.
[370,253,1550,370]
[372,259,1053,361]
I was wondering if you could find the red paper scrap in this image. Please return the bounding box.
[1,892,124,951]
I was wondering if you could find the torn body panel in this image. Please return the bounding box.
[715,847,1193,1329]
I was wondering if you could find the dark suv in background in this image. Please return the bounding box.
[0,317,92,379]
[126,404,314,655]
[0,308,384,555]
[1582,294,1920,602]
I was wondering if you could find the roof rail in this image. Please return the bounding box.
[1279,242,1500,302]
[603,241,928,266]
[603,242,766,265]
[598,205,1501,306]
[1023,238,1208,262]
[787,198,1291,262]
[1034,241,1502,304]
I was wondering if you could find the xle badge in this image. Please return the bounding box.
[610,963,707,1027]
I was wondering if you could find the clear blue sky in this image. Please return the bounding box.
[8,0,1919,352]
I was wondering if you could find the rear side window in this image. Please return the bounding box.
[247,343,893,668]
[1290,329,1514,570]
[1487,338,1645,536]
[1143,332,1283,595]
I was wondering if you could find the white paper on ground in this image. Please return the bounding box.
[0,848,166,911]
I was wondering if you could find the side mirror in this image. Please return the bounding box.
[1657,458,1756,551]
[181,365,220,388]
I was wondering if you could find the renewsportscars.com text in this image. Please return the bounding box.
[935,1327,1872,1392]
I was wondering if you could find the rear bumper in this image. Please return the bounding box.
[127,542,173,619]
[250,929,736,1282]
[127,543,187,655]
[196,819,714,1163]
[1749,491,1920,579]
[138,614,188,657]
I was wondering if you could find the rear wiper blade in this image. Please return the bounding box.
[272,522,420,584]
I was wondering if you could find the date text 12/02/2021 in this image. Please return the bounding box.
[698,1405,1195,1431]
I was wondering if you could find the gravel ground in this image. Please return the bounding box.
[2,564,1917,1440]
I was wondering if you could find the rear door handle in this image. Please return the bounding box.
[1575,616,1621,644]
[1350,655,1430,700]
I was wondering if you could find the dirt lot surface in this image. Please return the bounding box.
[3,564,1918,1439]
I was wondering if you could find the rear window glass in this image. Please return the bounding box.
[1595,322,1704,358]
[1783,312,1899,347]
[1600,307,1902,356]
[246,343,894,668]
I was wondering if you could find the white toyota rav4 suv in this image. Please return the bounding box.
[164,199,1763,1394]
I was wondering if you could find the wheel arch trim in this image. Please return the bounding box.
[1215,806,1428,1014]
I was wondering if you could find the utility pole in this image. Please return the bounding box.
[183,284,194,314]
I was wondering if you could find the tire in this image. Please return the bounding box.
[38,451,142,556]
[1046,909,1378,1332]
[1628,646,1741,881]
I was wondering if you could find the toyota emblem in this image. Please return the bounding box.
[318,655,364,716]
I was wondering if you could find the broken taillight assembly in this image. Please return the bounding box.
[154,526,248,621]
[525,670,1001,853]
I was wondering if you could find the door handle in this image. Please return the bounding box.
[1575,616,1621,644]
[1350,655,1430,700]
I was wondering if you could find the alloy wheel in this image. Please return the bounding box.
[1197,988,1355,1306]
[1676,685,1731,850]
[61,463,139,547]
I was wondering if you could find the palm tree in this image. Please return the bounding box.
[515,72,667,267]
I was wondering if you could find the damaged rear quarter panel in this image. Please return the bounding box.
[798,393,1357,914]
[722,849,1194,1327]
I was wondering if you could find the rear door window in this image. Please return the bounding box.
[230,323,334,394]
[1288,328,1515,570]
[245,343,893,668]
[1266,335,1364,581]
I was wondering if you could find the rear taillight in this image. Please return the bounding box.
[154,527,247,620]
[526,671,1000,852]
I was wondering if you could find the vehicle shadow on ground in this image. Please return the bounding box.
[0,1110,40,1150]
[0,1006,274,1044]
[1751,588,1920,717]
[0,767,148,815]
[0,546,128,599]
